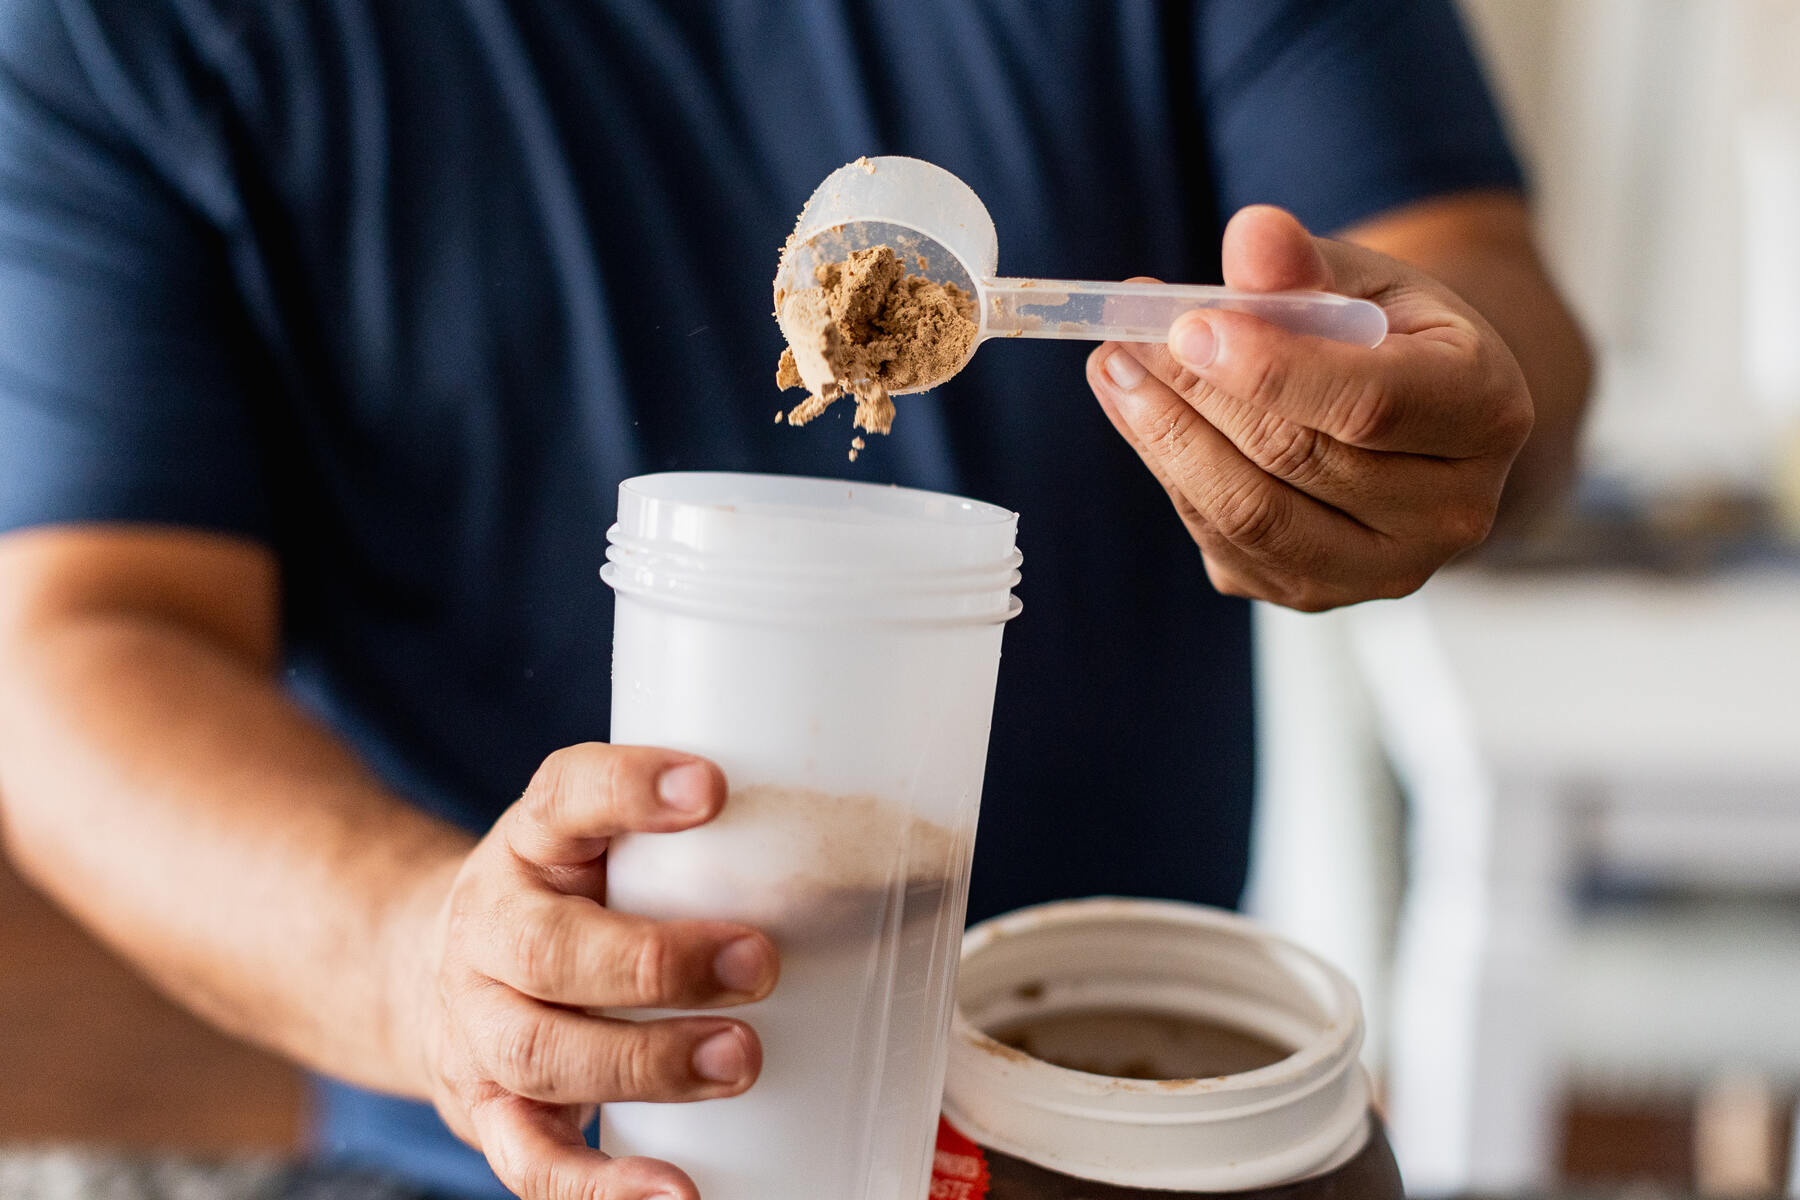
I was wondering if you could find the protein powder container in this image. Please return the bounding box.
[935,899,1402,1199]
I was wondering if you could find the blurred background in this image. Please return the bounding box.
[1249,2,1800,1196]
[3,1,1798,1196]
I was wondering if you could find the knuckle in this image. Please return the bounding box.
[1168,363,1206,399]
[1493,388,1535,450]
[567,1171,617,1200]
[527,746,576,800]
[1169,490,1208,533]
[512,1158,559,1200]
[1375,564,1433,602]
[1206,476,1290,554]
[1240,414,1331,487]
[531,1158,620,1200]
[511,903,575,995]
[1338,381,1400,447]
[496,1014,561,1095]
[1203,561,1254,600]
[598,745,629,812]
[434,1027,482,1103]
[1273,577,1340,613]
[1239,345,1288,407]
[477,1125,522,1188]
[1443,500,1497,554]
[493,1135,611,1200]
[1471,343,1533,439]
[610,1026,670,1097]
[631,928,678,1005]
[1142,404,1190,461]
[478,887,530,963]
[1149,409,1218,484]
[522,747,580,828]
[445,878,487,946]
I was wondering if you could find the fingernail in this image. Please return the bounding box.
[1172,315,1217,369]
[692,1028,748,1084]
[713,936,770,994]
[656,762,713,814]
[1103,349,1147,390]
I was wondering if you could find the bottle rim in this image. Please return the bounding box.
[943,898,1372,1192]
[602,472,1022,628]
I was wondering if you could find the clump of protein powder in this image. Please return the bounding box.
[775,245,977,436]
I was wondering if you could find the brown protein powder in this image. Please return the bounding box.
[986,1009,1291,1081]
[775,244,977,436]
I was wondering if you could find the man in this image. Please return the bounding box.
[0,3,1589,1199]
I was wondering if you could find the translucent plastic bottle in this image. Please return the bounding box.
[599,472,1022,1200]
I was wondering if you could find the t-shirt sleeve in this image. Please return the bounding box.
[1197,0,1525,235]
[0,0,270,540]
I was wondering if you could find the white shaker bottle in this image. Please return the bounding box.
[599,472,1022,1200]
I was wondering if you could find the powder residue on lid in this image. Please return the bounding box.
[775,244,977,436]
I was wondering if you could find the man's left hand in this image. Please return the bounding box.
[1086,204,1533,611]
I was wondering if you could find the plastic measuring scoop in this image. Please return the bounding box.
[774,156,1388,396]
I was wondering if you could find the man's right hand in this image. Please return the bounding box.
[410,743,778,1200]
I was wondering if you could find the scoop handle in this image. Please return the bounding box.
[981,278,1387,348]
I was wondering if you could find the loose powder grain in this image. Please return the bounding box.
[775,245,977,436]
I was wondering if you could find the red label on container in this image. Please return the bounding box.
[931,1117,991,1200]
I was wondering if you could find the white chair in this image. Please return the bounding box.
[1249,565,1800,1195]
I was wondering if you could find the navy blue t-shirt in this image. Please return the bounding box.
[0,2,1519,1194]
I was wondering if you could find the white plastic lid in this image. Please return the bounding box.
[602,472,1021,626]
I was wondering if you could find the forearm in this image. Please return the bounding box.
[1412,244,1590,536]
[0,606,472,1096]
[1342,191,1593,537]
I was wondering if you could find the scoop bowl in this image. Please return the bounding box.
[775,157,1388,395]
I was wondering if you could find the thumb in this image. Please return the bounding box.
[1220,205,1334,293]
[1166,203,1365,370]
